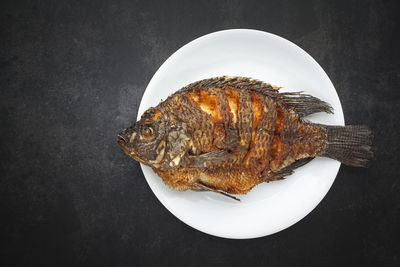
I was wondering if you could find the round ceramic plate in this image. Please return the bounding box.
[137,29,344,239]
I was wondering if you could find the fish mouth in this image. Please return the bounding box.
[117,134,127,145]
[117,134,147,165]
[117,134,132,156]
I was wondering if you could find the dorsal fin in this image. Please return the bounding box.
[278,92,333,118]
[173,76,280,97]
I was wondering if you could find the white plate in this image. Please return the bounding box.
[137,29,344,239]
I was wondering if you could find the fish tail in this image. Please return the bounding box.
[321,125,373,167]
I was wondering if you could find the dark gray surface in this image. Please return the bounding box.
[1,0,399,266]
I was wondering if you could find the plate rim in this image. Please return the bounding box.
[137,28,344,239]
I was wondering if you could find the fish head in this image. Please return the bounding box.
[117,107,167,167]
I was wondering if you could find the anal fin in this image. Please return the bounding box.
[264,157,314,182]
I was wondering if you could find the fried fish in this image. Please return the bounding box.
[117,76,373,201]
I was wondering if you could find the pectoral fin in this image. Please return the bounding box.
[186,149,231,168]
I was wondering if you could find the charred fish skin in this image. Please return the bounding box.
[118,76,373,198]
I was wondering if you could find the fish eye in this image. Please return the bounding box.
[141,125,154,137]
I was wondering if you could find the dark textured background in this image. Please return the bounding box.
[1,0,399,266]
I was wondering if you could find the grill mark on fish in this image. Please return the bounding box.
[212,91,233,149]
[180,94,214,153]
[216,90,230,123]
[238,90,253,149]
[246,94,275,173]
[242,92,262,164]
[270,104,287,171]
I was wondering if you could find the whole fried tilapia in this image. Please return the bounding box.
[117,76,373,201]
